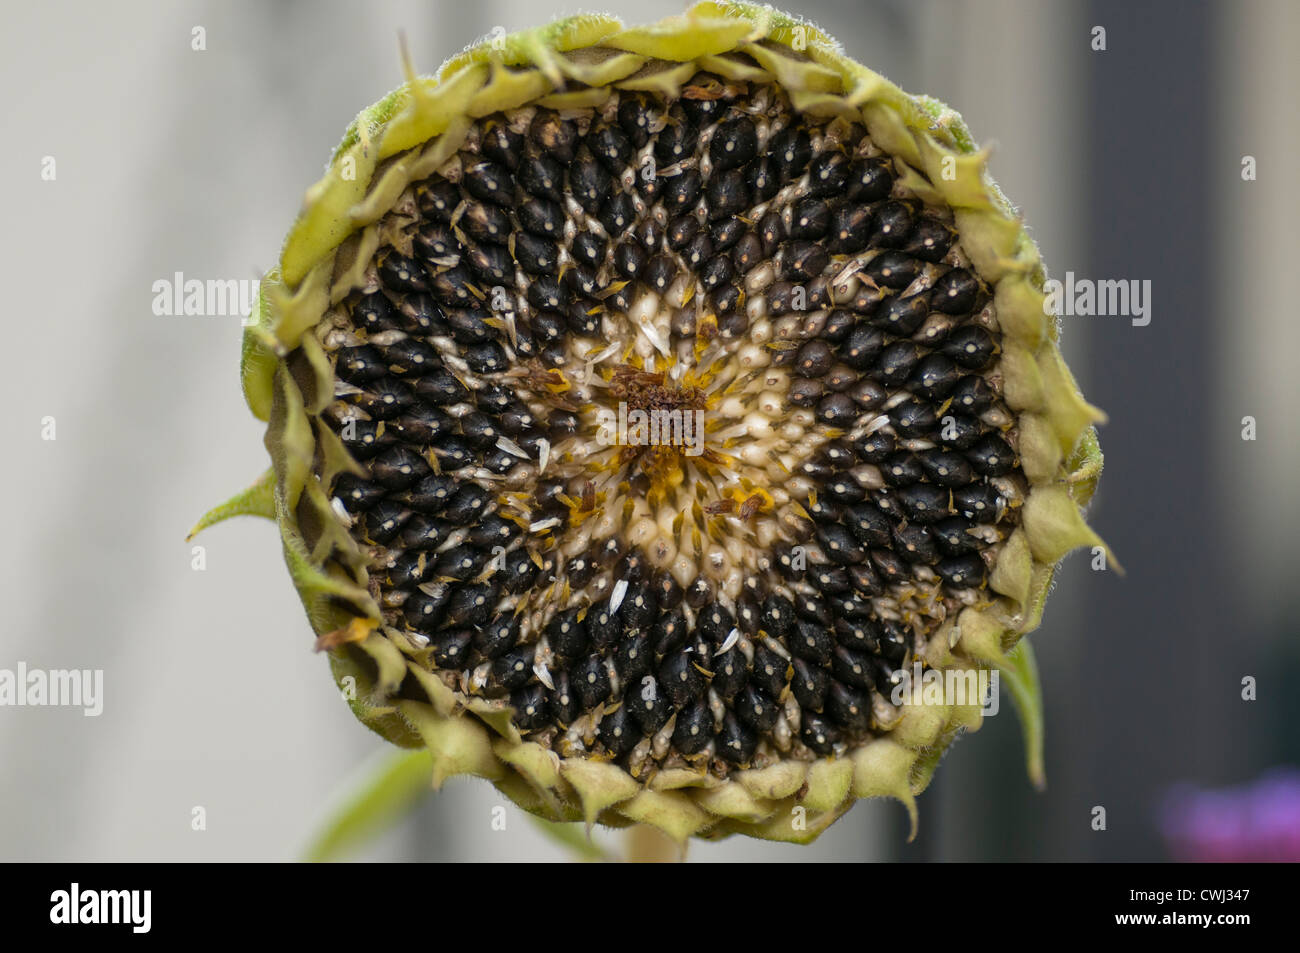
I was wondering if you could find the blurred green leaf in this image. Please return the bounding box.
[526,817,616,862]
[304,748,433,862]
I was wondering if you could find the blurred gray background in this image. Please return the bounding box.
[1,0,1295,861]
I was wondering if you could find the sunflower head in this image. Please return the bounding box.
[196,1,1107,845]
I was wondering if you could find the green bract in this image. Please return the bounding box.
[196,2,1107,846]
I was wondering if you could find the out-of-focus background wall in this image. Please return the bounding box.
[1,0,1294,862]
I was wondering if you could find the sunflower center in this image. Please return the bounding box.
[315,73,1027,775]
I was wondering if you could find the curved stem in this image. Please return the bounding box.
[994,639,1047,791]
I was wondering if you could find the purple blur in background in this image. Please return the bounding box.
[1162,769,1300,863]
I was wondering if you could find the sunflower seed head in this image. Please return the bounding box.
[203,1,1109,845]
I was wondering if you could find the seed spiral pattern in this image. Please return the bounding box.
[313,75,1025,776]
